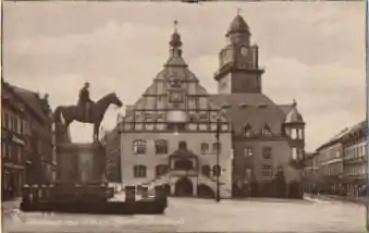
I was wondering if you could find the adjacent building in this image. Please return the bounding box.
[341,121,367,198]
[117,14,306,198]
[303,152,319,194]
[308,120,367,198]
[2,80,28,199]
[315,130,347,195]
[2,79,56,199]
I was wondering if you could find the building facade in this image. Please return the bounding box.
[2,81,29,199]
[116,14,306,199]
[209,14,306,198]
[2,79,56,190]
[341,121,367,198]
[308,120,367,197]
[315,135,345,195]
[303,152,319,194]
[103,127,122,183]
[119,24,233,198]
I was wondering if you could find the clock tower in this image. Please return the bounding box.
[214,12,264,94]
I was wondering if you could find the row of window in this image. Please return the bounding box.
[132,140,222,155]
[2,111,30,135]
[132,164,222,178]
[244,146,272,159]
[344,143,367,160]
[132,110,223,122]
[137,96,211,110]
[320,163,343,176]
[2,142,24,165]
[345,165,367,177]
[123,123,228,132]
[243,124,273,137]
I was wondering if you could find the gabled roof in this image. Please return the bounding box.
[209,93,288,135]
[316,120,367,151]
[3,81,50,122]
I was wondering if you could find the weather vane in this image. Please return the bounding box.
[237,8,242,15]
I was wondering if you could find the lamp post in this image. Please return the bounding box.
[214,115,221,202]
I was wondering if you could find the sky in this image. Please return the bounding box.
[3,1,366,151]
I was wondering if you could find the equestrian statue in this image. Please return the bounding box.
[53,82,123,142]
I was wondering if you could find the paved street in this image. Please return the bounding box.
[3,197,367,233]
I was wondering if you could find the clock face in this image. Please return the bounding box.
[241,47,248,56]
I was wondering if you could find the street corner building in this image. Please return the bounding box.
[1,79,56,200]
[307,120,368,199]
[115,14,306,199]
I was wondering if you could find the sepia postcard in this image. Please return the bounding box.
[1,1,368,233]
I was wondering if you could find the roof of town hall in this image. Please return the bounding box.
[122,17,301,131]
[209,94,296,136]
[123,22,229,123]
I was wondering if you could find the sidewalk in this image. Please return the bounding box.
[2,197,21,214]
[304,193,368,205]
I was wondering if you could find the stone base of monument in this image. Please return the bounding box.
[56,142,106,183]
[20,139,168,214]
[19,185,168,215]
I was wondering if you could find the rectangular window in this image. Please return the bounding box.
[5,113,10,130]
[292,148,297,160]
[262,146,272,159]
[199,98,208,110]
[262,165,272,177]
[188,124,197,131]
[188,97,197,110]
[2,142,5,158]
[212,142,221,154]
[199,124,208,131]
[245,168,252,181]
[157,96,166,109]
[145,123,154,131]
[199,111,209,121]
[201,143,209,154]
[244,147,253,157]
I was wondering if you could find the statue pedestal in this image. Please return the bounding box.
[56,142,106,184]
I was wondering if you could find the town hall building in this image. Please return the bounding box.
[117,13,306,198]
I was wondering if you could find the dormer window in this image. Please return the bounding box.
[244,124,253,137]
[239,103,248,108]
[258,104,267,109]
[221,103,231,109]
[261,124,272,137]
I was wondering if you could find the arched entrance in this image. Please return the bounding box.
[175,177,193,196]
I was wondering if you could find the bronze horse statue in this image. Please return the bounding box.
[53,92,123,142]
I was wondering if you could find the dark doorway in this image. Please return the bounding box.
[163,183,171,196]
[174,177,193,196]
[197,184,215,198]
[174,159,193,170]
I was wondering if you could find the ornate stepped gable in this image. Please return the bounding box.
[122,21,230,131]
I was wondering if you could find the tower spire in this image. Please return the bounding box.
[169,20,183,49]
[165,20,187,67]
[174,20,178,33]
[237,8,242,15]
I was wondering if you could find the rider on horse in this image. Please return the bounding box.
[78,82,93,120]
